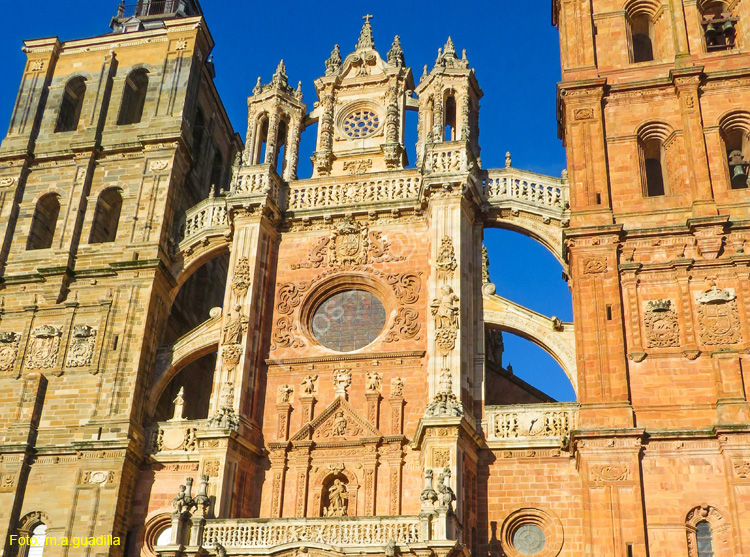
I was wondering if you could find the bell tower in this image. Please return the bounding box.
[310,15,414,177]
[414,37,482,169]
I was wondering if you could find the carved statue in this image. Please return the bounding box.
[222,305,247,345]
[366,370,382,392]
[325,479,349,517]
[332,411,348,436]
[436,469,456,509]
[431,285,459,330]
[278,384,293,403]
[169,387,186,421]
[333,368,352,396]
[391,377,405,397]
[301,374,318,395]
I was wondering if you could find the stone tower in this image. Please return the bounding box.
[0,1,240,556]
[555,0,750,554]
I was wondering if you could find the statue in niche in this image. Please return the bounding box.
[324,479,349,517]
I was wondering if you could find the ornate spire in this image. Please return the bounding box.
[434,37,470,70]
[272,59,288,88]
[325,44,342,76]
[387,35,405,67]
[356,14,375,50]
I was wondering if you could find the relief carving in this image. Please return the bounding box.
[329,217,369,267]
[391,377,405,397]
[301,374,318,395]
[733,460,750,479]
[276,281,311,314]
[384,307,421,342]
[583,257,607,274]
[590,464,629,482]
[365,370,382,392]
[278,384,294,403]
[230,257,252,299]
[0,332,20,373]
[436,236,457,279]
[25,325,62,370]
[386,273,421,304]
[66,325,97,367]
[290,238,330,270]
[342,159,373,175]
[696,286,742,345]
[644,300,680,348]
[271,316,306,349]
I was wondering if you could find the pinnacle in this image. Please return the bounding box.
[356,14,375,50]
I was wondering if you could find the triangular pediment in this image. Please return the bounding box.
[290,397,381,442]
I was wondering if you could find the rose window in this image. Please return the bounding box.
[311,289,386,351]
[342,109,380,138]
[512,524,546,555]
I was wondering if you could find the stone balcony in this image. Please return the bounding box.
[484,402,578,448]
[159,514,460,557]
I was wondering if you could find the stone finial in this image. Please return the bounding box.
[357,14,375,50]
[295,80,303,99]
[443,37,456,58]
[272,60,288,87]
[420,64,428,83]
[387,35,405,67]
[325,44,342,76]
[420,468,438,504]
[168,387,186,422]
[505,151,512,168]
[253,76,262,96]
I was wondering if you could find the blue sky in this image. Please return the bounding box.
[0,0,575,401]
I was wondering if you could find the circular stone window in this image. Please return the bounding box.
[501,508,564,557]
[341,109,381,138]
[311,289,386,351]
[513,524,546,555]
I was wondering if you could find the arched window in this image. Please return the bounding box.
[256,117,269,165]
[27,194,61,250]
[27,524,47,557]
[642,138,666,196]
[89,188,123,244]
[444,95,457,141]
[696,521,714,557]
[630,13,654,62]
[637,123,672,197]
[55,77,86,133]
[701,1,737,51]
[275,120,288,176]
[719,112,750,189]
[117,69,149,125]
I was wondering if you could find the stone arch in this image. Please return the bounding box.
[148,307,221,420]
[483,217,565,268]
[309,466,359,518]
[172,238,231,298]
[685,504,734,556]
[483,290,577,396]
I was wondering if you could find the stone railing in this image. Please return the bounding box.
[483,168,569,214]
[485,402,578,445]
[146,419,207,455]
[287,173,421,212]
[201,516,422,549]
[176,196,229,247]
[231,164,284,206]
[423,141,475,175]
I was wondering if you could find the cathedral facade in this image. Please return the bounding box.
[0,1,749,556]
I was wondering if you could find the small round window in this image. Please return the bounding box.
[512,524,546,555]
[342,109,380,138]
[312,289,386,351]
